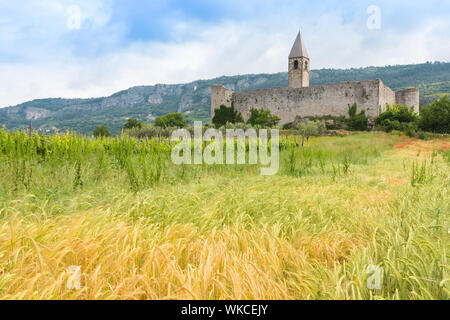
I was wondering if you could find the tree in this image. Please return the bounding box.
[154,113,186,128]
[347,103,369,131]
[93,124,111,137]
[247,108,280,127]
[375,104,419,133]
[419,96,449,133]
[212,104,244,127]
[123,119,142,130]
[297,120,326,140]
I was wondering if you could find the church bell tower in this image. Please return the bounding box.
[288,31,310,88]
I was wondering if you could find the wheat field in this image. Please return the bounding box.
[0,130,448,300]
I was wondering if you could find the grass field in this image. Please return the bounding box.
[0,130,448,300]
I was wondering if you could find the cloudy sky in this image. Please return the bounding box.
[0,0,449,107]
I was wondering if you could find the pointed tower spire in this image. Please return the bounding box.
[288,31,310,88]
[289,31,309,59]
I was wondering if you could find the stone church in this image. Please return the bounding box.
[211,32,419,124]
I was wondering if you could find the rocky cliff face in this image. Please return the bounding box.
[0,73,289,134]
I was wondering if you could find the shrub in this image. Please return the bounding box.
[419,96,450,133]
[93,124,111,137]
[297,120,326,139]
[247,108,280,128]
[123,119,142,130]
[405,123,418,137]
[212,104,244,128]
[375,104,419,133]
[347,103,368,131]
[417,131,428,140]
[154,113,186,129]
[126,122,179,138]
[390,130,403,136]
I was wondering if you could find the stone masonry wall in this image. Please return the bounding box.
[379,80,396,113]
[396,88,420,114]
[288,57,309,88]
[231,80,384,124]
[211,85,233,118]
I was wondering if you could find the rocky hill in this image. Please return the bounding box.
[1,62,449,135]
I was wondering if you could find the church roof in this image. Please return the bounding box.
[289,31,309,59]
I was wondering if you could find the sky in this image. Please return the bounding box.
[0,0,449,107]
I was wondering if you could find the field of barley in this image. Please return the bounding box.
[0,128,448,300]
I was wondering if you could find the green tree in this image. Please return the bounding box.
[93,124,111,137]
[297,120,326,140]
[154,113,186,129]
[123,119,142,130]
[348,103,369,131]
[247,108,280,127]
[212,104,244,127]
[375,104,419,133]
[419,96,450,133]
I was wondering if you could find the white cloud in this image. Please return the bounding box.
[0,3,449,107]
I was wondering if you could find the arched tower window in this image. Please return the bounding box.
[294,60,299,70]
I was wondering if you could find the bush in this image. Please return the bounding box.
[282,122,294,130]
[419,96,450,133]
[93,124,111,137]
[126,122,179,138]
[347,103,369,131]
[375,104,419,133]
[123,119,142,130]
[297,120,326,139]
[247,108,280,128]
[405,123,418,137]
[212,104,244,128]
[154,113,186,129]
[417,131,428,140]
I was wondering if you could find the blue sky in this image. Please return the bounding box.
[0,0,449,106]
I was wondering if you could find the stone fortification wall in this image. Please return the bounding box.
[232,80,383,124]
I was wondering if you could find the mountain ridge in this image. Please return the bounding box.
[1,62,449,135]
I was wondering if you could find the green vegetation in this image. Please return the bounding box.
[93,124,111,137]
[123,118,143,130]
[376,104,420,136]
[348,103,369,131]
[154,113,186,129]
[0,128,448,299]
[296,120,326,140]
[419,96,450,133]
[212,104,244,127]
[247,108,280,127]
